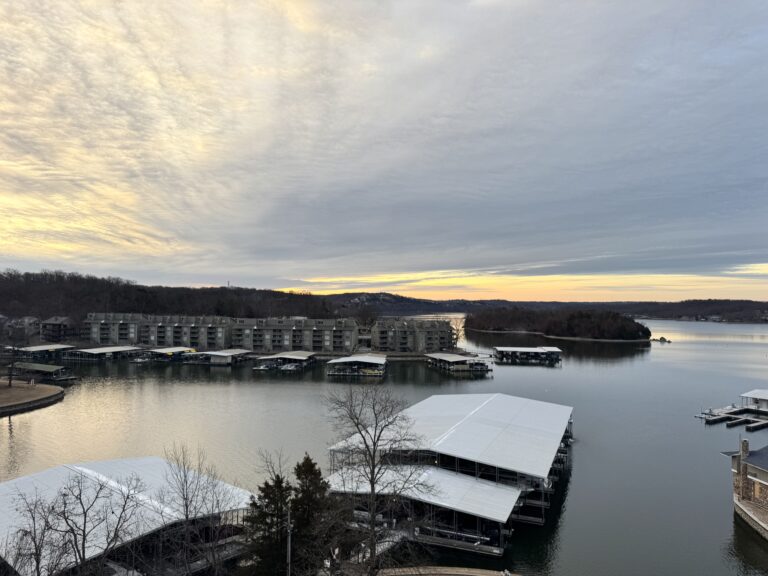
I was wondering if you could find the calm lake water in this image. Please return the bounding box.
[2,318,768,575]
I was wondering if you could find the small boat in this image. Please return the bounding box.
[253,362,278,372]
[280,363,301,372]
[130,357,152,365]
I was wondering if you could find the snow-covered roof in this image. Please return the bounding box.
[424,353,480,363]
[327,465,522,523]
[332,393,572,480]
[0,457,252,575]
[742,389,768,401]
[71,346,141,355]
[257,351,316,361]
[494,346,562,354]
[327,354,387,366]
[149,347,195,354]
[18,344,74,353]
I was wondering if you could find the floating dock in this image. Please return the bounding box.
[697,390,768,432]
[424,353,492,376]
[327,353,387,377]
[493,346,562,366]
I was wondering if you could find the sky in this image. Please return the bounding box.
[1,0,768,301]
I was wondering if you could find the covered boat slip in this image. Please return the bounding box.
[0,457,252,576]
[183,348,251,365]
[328,465,522,554]
[424,353,492,376]
[6,362,78,384]
[327,353,387,377]
[329,393,574,554]
[254,350,316,372]
[493,346,562,366]
[140,346,197,363]
[10,344,75,362]
[62,346,143,362]
[696,389,768,432]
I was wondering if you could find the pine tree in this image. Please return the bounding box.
[243,473,293,576]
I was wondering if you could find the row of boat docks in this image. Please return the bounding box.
[4,344,564,382]
[696,389,768,432]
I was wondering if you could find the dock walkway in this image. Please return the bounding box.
[0,381,64,417]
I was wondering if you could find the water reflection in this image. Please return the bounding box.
[726,514,768,575]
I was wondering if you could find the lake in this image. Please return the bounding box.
[2,318,768,575]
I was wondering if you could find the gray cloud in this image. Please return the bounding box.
[1,0,768,292]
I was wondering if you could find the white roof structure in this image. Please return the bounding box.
[424,353,480,363]
[742,389,768,401]
[19,344,75,353]
[149,347,195,354]
[494,347,562,354]
[327,466,522,523]
[327,354,387,366]
[205,348,251,357]
[332,393,572,480]
[258,350,316,361]
[0,457,252,575]
[72,346,141,355]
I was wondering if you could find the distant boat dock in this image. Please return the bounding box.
[696,389,768,432]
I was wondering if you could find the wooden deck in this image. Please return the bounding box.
[0,381,64,416]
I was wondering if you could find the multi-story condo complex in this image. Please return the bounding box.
[86,313,454,354]
[371,318,455,353]
[86,313,232,350]
[231,317,358,353]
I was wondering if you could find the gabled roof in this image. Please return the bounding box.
[327,354,387,366]
[258,350,316,361]
[494,346,562,353]
[9,362,65,373]
[742,389,768,401]
[72,346,141,354]
[19,344,74,353]
[424,353,481,363]
[327,466,522,523]
[0,457,252,575]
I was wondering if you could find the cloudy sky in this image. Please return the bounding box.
[2,0,768,300]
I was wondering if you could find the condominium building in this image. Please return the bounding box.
[86,313,454,354]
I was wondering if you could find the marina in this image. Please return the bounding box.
[493,347,562,366]
[328,393,573,555]
[424,353,492,376]
[326,353,388,378]
[2,319,768,575]
[253,350,317,372]
[697,390,768,432]
[6,362,79,384]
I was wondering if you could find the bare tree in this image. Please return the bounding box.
[2,489,66,576]
[326,385,431,576]
[160,443,243,576]
[50,471,145,576]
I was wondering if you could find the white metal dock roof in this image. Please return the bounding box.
[742,389,768,401]
[404,393,571,480]
[494,346,562,353]
[19,344,75,353]
[72,346,141,355]
[258,350,316,361]
[149,346,195,354]
[327,465,522,523]
[327,354,387,366]
[424,353,480,363]
[0,457,252,575]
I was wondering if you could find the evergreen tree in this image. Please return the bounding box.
[243,473,293,576]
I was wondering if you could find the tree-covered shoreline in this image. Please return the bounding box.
[465,308,652,341]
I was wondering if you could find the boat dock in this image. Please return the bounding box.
[493,346,562,366]
[697,390,768,432]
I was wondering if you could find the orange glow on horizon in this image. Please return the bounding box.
[280,270,768,301]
